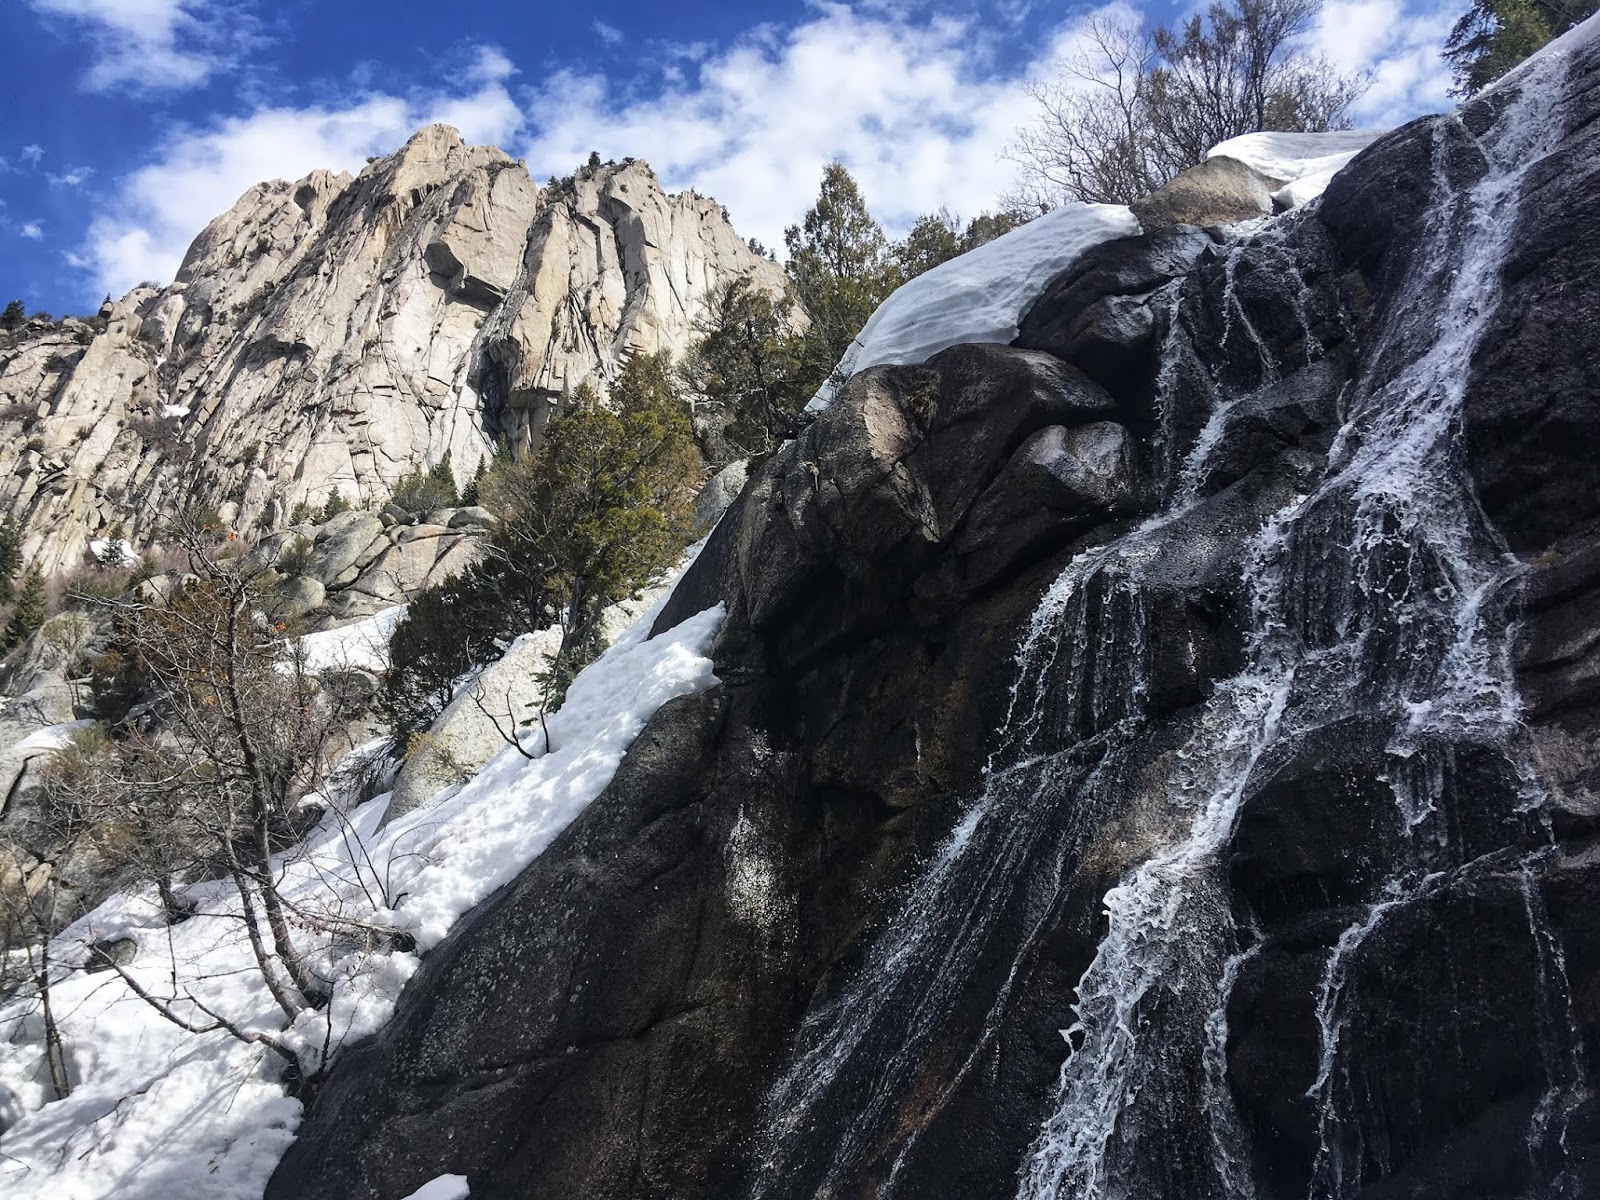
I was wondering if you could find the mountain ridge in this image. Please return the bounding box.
[0,124,787,574]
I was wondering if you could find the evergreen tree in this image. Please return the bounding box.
[784,163,900,399]
[0,514,21,605]
[462,458,487,506]
[4,565,46,651]
[682,276,806,461]
[383,353,699,735]
[319,490,351,522]
[1,300,24,332]
[1444,0,1595,94]
[961,210,1027,251]
[393,453,462,514]
[428,451,459,505]
[889,209,1030,283]
[893,209,965,280]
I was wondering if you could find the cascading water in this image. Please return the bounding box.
[1025,44,1587,1200]
[746,33,1590,1200]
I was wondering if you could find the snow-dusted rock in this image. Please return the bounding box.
[806,203,1140,411]
[1205,129,1385,210]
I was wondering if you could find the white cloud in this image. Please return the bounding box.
[28,0,238,92]
[73,49,525,298]
[1308,0,1458,121]
[49,165,95,186]
[522,5,1053,253]
[20,144,44,164]
[66,3,1466,306]
[594,20,624,47]
[521,1,1461,255]
[20,222,44,240]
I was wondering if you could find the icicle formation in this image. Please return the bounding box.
[1023,38,1585,1200]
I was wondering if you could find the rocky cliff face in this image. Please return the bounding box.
[0,127,785,574]
[269,27,1600,1200]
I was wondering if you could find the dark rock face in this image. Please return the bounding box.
[272,35,1600,1200]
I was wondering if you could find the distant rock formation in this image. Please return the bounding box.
[0,126,787,574]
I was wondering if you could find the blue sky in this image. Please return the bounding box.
[3,0,1461,314]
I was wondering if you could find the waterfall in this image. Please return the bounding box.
[745,36,1588,1200]
[1024,43,1583,1200]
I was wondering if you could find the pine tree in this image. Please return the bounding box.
[784,163,900,399]
[319,490,351,522]
[892,209,965,280]
[426,451,460,508]
[0,514,21,605]
[462,458,487,506]
[682,276,805,460]
[0,300,24,332]
[384,353,699,734]
[4,565,46,650]
[1444,0,1595,94]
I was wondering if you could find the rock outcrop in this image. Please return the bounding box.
[270,31,1600,1200]
[248,503,494,627]
[0,128,786,575]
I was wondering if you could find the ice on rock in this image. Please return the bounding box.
[806,202,1141,411]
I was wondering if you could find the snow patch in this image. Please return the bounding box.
[806,203,1141,411]
[161,404,190,419]
[11,719,97,754]
[1205,130,1384,209]
[297,604,408,672]
[401,1176,470,1200]
[87,538,138,566]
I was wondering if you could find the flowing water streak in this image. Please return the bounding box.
[747,317,1263,1197]
[1301,51,1576,1200]
[747,542,1148,1200]
[1521,853,1588,1192]
[1022,44,1577,1200]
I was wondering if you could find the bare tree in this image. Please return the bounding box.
[1006,0,1368,207]
[38,512,402,1063]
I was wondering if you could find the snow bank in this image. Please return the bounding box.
[0,579,724,1200]
[297,604,408,672]
[10,719,97,753]
[807,203,1140,411]
[1205,129,1384,209]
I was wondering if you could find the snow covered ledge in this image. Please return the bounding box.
[805,129,1391,415]
[805,203,1141,412]
[1204,129,1385,210]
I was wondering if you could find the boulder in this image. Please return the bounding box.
[385,626,562,825]
[1131,155,1281,233]
[274,574,327,621]
[308,513,386,586]
[694,460,748,534]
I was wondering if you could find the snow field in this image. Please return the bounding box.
[0,579,724,1200]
